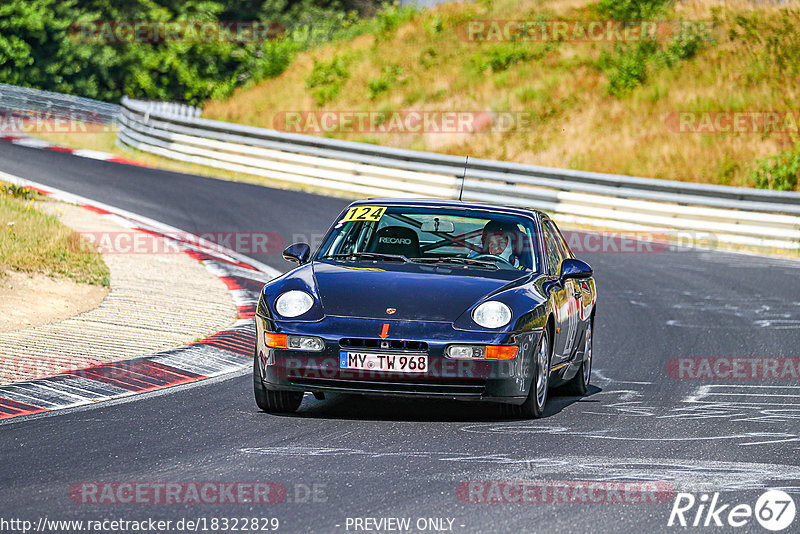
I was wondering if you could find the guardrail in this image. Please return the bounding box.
[118,96,800,250]
[0,84,120,124]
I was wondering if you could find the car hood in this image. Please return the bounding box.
[312,260,527,322]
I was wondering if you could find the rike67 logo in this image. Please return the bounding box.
[668,490,796,531]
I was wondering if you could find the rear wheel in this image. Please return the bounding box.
[562,321,592,396]
[253,354,303,413]
[504,329,550,419]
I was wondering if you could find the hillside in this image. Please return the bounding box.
[203,0,800,191]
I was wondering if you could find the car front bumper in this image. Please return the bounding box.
[254,315,542,404]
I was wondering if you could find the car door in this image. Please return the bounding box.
[559,230,594,334]
[542,219,572,366]
[547,220,588,360]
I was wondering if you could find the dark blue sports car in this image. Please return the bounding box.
[254,199,596,418]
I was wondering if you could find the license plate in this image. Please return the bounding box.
[339,351,427,373]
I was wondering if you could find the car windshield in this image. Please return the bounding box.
[317,206,539,272]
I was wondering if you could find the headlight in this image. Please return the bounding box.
[275,290,314,318]
[472,301,512,329]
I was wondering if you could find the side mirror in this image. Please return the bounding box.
[283,242,311,265]
[559,258,592,282]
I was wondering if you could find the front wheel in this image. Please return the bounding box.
[253,354,304,413]
[561,321,592,396]
[504,329,550,419]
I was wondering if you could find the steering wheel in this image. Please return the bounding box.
[472,253,515,267]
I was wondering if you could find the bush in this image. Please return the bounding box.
[374,2,417,38]
[367,65,403,99]
[598,17,709,96]
[594,0,673,20]
[424,14,444,37]
[418,47,438,68]
[255,39,302,80]
[471,43,542,73]
[658,21,711,66]
[751,145,800,191]
[306,55,351,105]
[486,45,532,72]
[599,41,656,96]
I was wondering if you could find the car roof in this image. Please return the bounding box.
[348,198,545,220]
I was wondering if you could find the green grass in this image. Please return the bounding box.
[0,182,109,286]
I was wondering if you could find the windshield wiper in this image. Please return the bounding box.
[411,256,498,270]
[322,252,410,263]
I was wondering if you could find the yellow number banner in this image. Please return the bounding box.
[342,206,387,222]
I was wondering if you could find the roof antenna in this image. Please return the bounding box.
[458,156,469,201]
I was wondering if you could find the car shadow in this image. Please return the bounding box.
[539,384,604,418]
[264,384,603,422]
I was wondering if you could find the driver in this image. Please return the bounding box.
[472,220,523,269]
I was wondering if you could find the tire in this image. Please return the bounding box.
[504,329,551,419]
[253,354,304,413]
[561,320,592,396]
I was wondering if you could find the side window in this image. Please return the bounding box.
[542,223,564,275]
[332,221,374,254]
[544,220,572,261]
[553,225,575,258]
[522,224,538,272]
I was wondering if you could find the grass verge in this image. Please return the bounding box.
[0,182,109,285]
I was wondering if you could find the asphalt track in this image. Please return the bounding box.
[1,141,800,533]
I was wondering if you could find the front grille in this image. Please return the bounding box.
[339,338,428,352]
[290,377,484,395]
